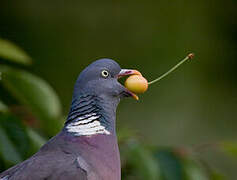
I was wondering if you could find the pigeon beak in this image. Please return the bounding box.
[118,69,141,100]
[118,69,142,78]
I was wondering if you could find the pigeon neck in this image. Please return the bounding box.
[64,94,119,136]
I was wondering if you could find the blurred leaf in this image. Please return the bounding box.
[196,158,226,180]
[26,128,46,149]
[219,141,237,159]
[124,140,160,180]
[0,125,22,165]
[0,38,31,65]
[183,159,208,180]
[117,127,137,143]
[153,149,185,180]
[0,100,8,112]
[210,172,226,180]
[0,113,32,158]
[0,66,62,136]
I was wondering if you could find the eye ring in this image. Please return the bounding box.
[101,70,109,78]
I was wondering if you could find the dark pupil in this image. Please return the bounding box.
[103,71,108,76]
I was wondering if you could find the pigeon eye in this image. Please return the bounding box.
[101,70,109,78]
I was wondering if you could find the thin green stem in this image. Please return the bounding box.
[148,53,194,85]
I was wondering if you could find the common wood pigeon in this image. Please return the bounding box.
[0,59,140,180]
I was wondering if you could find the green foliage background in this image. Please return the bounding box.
[0,1,237,179]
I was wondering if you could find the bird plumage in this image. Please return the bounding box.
[0,132,120,180]
[0,59,136,180]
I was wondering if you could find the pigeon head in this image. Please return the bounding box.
[65,59,140,136]
[73,58,139,100]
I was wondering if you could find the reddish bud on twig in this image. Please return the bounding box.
[188,53,195,59]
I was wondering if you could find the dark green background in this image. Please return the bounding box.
[0,0,237,178]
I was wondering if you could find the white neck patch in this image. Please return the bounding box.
[0,176,9,180]
[65,113,110,136]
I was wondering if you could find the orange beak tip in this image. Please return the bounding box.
[133,94,139,100]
